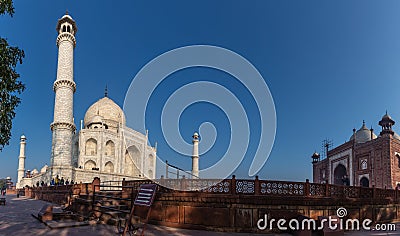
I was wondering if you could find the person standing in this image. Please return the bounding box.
[55,175,60,185]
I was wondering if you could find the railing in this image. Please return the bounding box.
[92,184,136,212]
[164,160,199,179]
[121,176,400,203]
[26,176,400,207]
[100,180,123,191]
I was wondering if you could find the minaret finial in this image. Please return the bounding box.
[363,120,365,125]
[105,85,108,97]
[66,9,69,15]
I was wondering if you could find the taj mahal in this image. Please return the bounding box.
[16,13,157,188]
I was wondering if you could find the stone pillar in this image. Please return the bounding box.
[191,132,199,178]
[17,135,26,189]
[50,13,77,174]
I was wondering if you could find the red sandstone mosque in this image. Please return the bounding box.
[312,112,400,189]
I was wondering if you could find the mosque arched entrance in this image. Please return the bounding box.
[360,177,369,187]
[334,164,347,185]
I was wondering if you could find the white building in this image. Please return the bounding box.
[16,13,156,188]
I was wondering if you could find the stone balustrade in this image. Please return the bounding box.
[23,176,400,233]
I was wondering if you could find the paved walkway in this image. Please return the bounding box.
[1,194,400,235]
[0,194,285,235]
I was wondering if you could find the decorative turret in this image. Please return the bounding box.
[311,152,320,164]
[370,126,374,140]
[50,12,77,171]
[191,132,199,178]
[16,135,26,189]
[379,111,395,136]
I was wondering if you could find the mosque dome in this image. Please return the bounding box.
[84,96,125,129]
[350,121,377,143]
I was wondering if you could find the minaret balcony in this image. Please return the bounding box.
[56,32,76,47]
[50,121,76,131]
[53,79,76,92]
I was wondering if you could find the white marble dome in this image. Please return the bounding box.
[84,97,126,128]
[350,122,377,143]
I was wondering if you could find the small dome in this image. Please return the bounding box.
[31,169,39,175]
[382,113,392,120]
[312,152,320,158]
[40,165,48,173]
[89,115,103,124]
[62,14,73,20]
[350,122,377,143]
[56,12,77,34]
[21,135,26,140]
[84,97,125,129]
[379,111,395,127]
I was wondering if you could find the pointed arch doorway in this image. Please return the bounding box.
[334,164,347,185]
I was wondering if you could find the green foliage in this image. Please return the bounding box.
[0,0,14,16]
[0,0,25,151]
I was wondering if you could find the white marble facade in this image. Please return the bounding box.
[17,13,156,188]
[72,96,157,183]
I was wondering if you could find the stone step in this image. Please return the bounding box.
[94,199,128,207]
[95,191,123,196]
[74,197,92,203]
[99,205,130,214]
[99,210,126,225]
[94,194,129,201]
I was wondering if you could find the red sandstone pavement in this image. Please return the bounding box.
[1,194,400,235]
[0,194,286,235]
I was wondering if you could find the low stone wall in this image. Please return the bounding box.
[123,177,400,232]
[28,177,400,233]
[5,189,17,195]
[148,192,398,233]
[27,179,98,206]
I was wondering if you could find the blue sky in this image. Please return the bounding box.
[2,1,400,183]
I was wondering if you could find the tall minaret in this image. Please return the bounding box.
[16,135,26,189]
[50,13,77,171]
[191,132,199,178]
